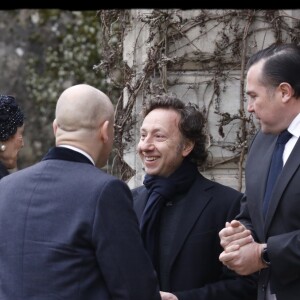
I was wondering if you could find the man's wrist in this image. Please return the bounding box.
[261,246,270,267]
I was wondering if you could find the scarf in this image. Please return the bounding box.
[140,158,198,270]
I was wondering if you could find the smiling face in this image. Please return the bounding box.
[138,108,192,177]
[0,124,25,170]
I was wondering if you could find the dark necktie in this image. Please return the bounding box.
[263,130,292,217]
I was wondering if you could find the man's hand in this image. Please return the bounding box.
[219,241,267,275]
[219,220,253,250]
[218,220,265,275]
[160,291,178,300]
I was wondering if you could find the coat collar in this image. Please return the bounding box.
[42,146,94,165]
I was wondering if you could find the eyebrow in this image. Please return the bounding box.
[245,90,255,96]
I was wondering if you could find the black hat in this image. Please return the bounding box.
[0,95,24,141]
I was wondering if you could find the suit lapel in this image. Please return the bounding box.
[246,132,276,236]
[167,175,212,269]
[256,138,276,231]
[265,138,300,231]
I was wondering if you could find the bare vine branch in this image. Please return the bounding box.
[96,9,300,189]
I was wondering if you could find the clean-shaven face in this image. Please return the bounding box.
[138,108,186,177]
[246,60,284,134]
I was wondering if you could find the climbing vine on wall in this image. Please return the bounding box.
[96,9,300,190]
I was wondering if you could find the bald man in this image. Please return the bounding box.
[0,84,161,300]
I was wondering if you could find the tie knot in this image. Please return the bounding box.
[277,130,292,145]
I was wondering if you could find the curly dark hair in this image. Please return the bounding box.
[141,94,208,166]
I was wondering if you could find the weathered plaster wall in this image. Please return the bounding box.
[122,9,300,192]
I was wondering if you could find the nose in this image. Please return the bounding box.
[247,101,254,113]
[138,138,155,151]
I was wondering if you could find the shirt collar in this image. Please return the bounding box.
[288,112,300,138]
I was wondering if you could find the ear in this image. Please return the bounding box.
[279,82,293,103]
[52,119,58,134]
[99,120,110,143]
[182,139,195,157]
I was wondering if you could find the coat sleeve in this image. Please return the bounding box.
[92,178,161,300]
[173,190,258,300]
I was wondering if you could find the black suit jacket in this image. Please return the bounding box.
[238,131,300,300]
[132,172,257,300]
[0,147,160,300]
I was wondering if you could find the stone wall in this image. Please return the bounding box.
[122,9,300,191]
[2,9,300,193]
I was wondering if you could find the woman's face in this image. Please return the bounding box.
[0,125,25,170]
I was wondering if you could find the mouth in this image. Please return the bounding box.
[144,156,158,162]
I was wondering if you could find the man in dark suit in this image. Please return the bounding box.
[0,84,161,300]
[132,95,257,300]
[219,43,300,300]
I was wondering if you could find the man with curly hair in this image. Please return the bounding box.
[132,95,257,300]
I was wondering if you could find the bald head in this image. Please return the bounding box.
[55,84,113,132]
[53,84,115,166]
